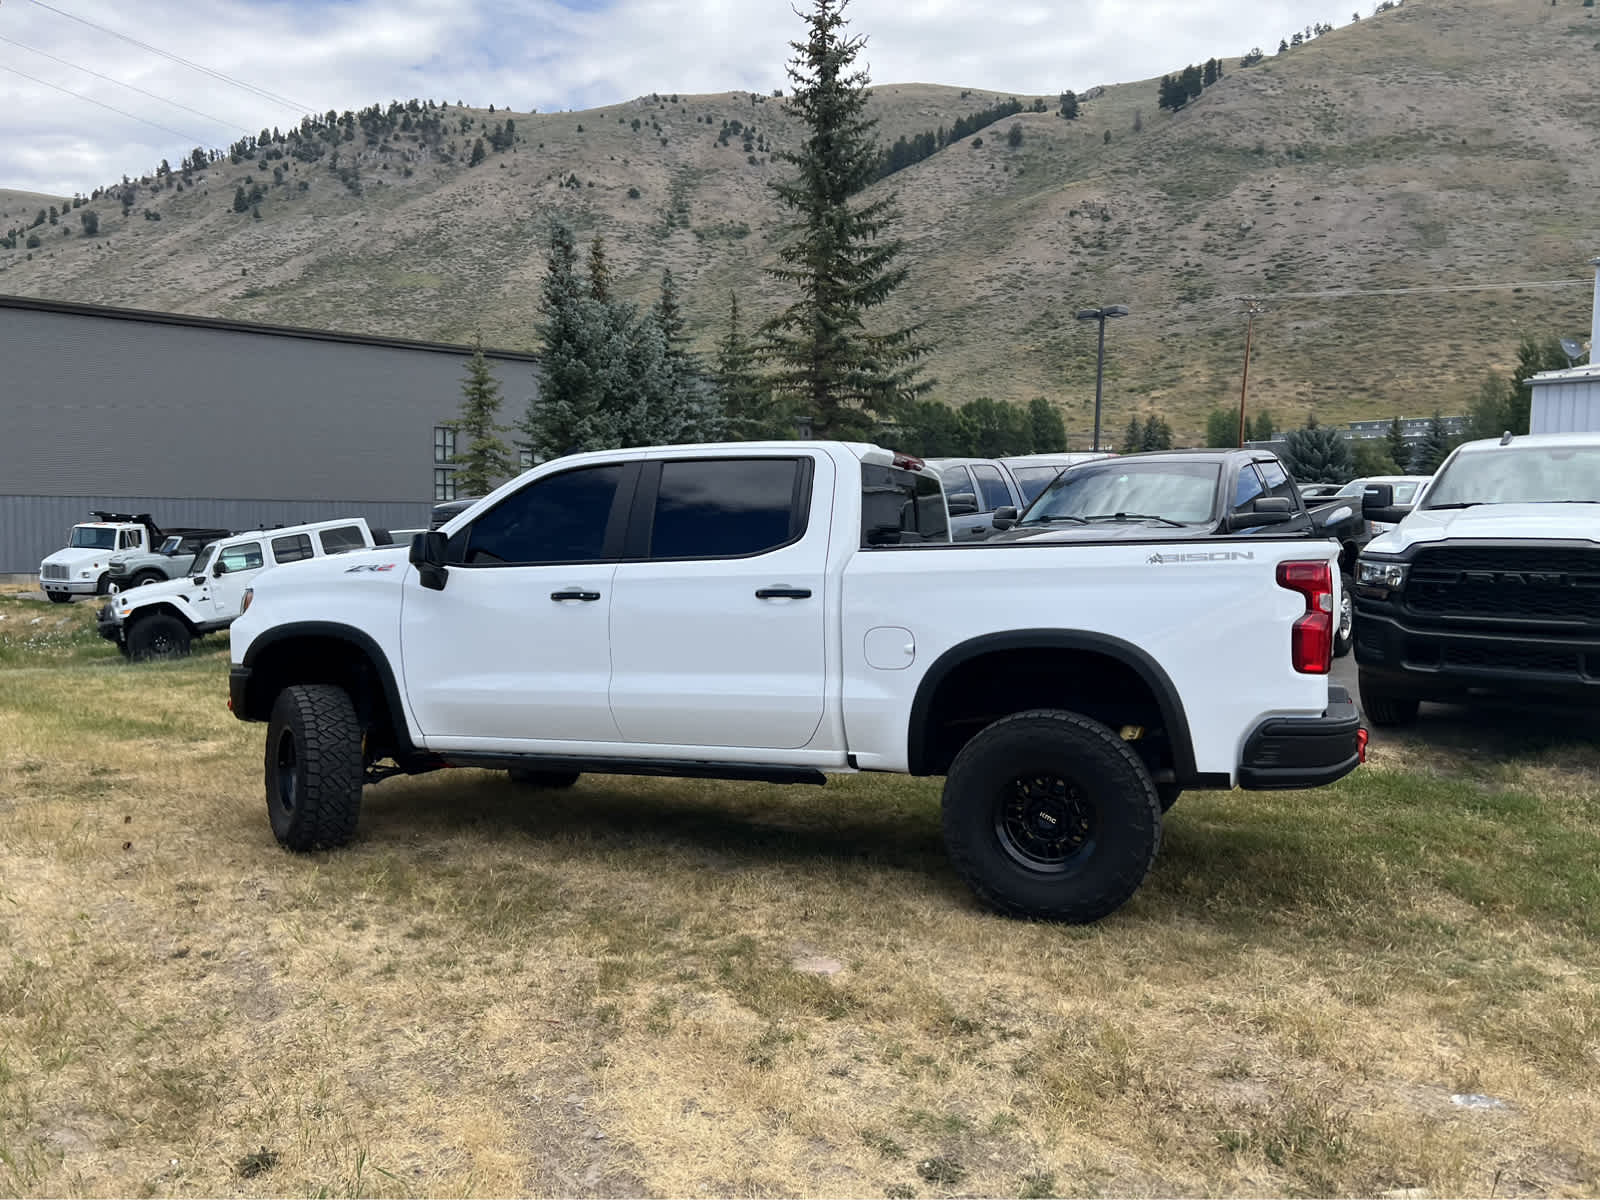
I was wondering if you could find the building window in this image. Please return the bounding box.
[434,426,456,464]
[434,468,457,501]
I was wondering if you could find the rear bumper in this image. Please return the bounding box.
[1237,686,1364,790]
[1354,610,1600,700]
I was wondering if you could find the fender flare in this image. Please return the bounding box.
[238,621,417,755]
[906,629,1198,779]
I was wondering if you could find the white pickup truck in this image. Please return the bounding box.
[228,442,1364,922]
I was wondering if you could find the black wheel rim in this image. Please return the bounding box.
[1339,587,1353,641]
[275,727,298,814]
[994,772,1097,873]
[150,630,176,656]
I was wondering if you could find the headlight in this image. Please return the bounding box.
[79,570,91,579]
[1357,560,1406,589]
[240,587,254,614]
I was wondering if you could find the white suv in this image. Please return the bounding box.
[98,518,384,659]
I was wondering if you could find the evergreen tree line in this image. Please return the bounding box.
[1157,59,1223,111]
[1120,415,1175,453]
[872,96,1024,181]
[895,397,1069,458]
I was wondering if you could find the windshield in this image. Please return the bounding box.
[1423,446,1600,508]
[69,526,117,550]
[159,536,185,555]
[1022,461,1221,525]
[188,544,218,575]
[1011,467,1064,504]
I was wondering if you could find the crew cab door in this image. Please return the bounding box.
[208,540,267,618]
[400,461,637,745]
[607,452,831,750]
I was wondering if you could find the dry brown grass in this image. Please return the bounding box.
[2,604,1598,1195]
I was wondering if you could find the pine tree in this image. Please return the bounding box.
[521,219,614,459]
[1058,90,1079,119]
[588,234,612,302]
[469,137,486,166]
[716,292,775,438]
[1205,408,1238,447]
[450,338,515,493]
[762,0,931,439]
[1140,415,1173,451]
[1279,424,1356,483]
[1027,397,1067,452]
[1120,416,1143,454]
[232,186,248,213]
[1413,411,1453,473]
[1250,410,1277,442]
[1385,415,1408,469]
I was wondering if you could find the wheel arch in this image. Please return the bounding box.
[127,602,200,633]
[239,622,417,758]
[907,630,1198,781]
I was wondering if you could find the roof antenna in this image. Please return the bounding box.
[1500,430,1514,445]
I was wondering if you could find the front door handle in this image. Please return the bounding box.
[550,590,601,602]
[755,587,812,600]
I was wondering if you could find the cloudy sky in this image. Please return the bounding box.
[2,0,1351,197]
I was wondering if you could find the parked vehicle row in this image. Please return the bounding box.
[40,512,229,602]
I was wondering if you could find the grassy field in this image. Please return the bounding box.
[2,585,1598,1197]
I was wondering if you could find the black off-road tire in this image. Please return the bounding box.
[46,591,73,604]
[129,570,166,588]
[126,613,191,660]
[1359,672,1420,728]
[942,708,1162,923]
[507,767,581,789]
[1334,572,1355,659]
[264,684,363,851]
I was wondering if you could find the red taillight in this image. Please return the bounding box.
[1277,560,1333,674]
[892,452,926,471]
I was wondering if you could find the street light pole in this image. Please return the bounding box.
[1237,298,1265,447]
[1075,304,1129,451]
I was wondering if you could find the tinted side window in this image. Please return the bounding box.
[272,534,314,563]
[220,541,264,573]
[940,465,974,500]
[319,525,367,555]
[649,459,802,559]
[1233,465,1266,510]
[464,465,624,565]
[970,464,1013,512]
[1256,460,1298,503]
[861,466,949,545]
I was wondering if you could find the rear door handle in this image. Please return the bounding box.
[755,587,811,600]
[550,590,601,602]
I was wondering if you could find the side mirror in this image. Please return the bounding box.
[213,561,228,577]
[410,530,449,591]
[1254,497,1294,514]
[1361,483,1413,526]
[991,506,1019,531]
[946,491,979,517]
[1226,497,1295,531]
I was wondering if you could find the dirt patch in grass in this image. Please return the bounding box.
[2,645,1598,1195]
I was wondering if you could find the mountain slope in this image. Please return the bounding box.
[2,0,1595,443]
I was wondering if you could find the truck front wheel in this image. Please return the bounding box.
[942,709,1162,923]
[126,614,191,660]
[46,591,72,604]
[265,684,363,851]
[129,570,166,588]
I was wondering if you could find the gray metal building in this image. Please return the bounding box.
[0,294,541,576]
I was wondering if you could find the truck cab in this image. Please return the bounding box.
[40,513,152,602]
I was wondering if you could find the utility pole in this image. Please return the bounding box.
[1237,298,1266,446]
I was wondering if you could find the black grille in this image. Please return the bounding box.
[1407,546,1600,624]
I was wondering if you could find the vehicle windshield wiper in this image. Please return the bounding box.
[1083,512,1188,528]
[1021,514,1090,525]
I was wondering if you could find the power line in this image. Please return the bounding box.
[0,60,208,142]
[18,0,310,115]
[1243,278,1591,302]
[0,32,247,136]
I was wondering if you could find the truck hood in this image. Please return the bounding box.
[41,547,114,569]
[988,521,1217,544]
[1367,502,1600,554]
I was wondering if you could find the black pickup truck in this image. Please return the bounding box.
[987,449,1371,655]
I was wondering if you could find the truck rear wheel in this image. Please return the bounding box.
[1358,672,1420,727]
[265,684,363,851]
[508,768,580,789]
[126,613,191,660]
[1334,572,1354,658]
[942,709,1162,923]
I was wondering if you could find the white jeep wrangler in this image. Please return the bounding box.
[98,518,387,659]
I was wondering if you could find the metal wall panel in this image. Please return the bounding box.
[1529,379,1600,434]
[0,304,537,502]
[0,495,431,575]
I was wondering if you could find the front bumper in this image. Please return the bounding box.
[96,602,123,643]
[1354,609,1600,700]
[1237,686,1364,790]
[42,578,99,596]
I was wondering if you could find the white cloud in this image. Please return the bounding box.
[0,0,1352,196]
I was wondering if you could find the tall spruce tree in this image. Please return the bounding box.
[1385,415,1409,469]
[1279,424,1356,483]
[1120,416,1143,454]
[1413,411,1453,473]
[716,292,775,438]
[588,233,613,302]
[763,0,930,439]
[1027,397,1067,452]
[450,338,515,494]
[521,219,613,459]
